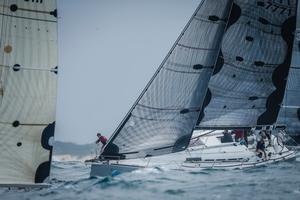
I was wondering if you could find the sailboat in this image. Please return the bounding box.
[88,0,299,176]
[0,0,58,187]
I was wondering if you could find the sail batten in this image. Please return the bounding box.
[103,0,234,159]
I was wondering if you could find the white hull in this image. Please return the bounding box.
[88,130,297,176]
[182,149,296,170]
[89,148,296,177]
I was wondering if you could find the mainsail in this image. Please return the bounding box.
[0,0,57,185]
[198,0,298,128]
[278,0,300,138]
[103,0,234,159]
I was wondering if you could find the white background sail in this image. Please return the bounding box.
[0,0,57,185]
[278,0,300,137]
[198,0,298,128]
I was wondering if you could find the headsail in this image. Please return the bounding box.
[198,0,298,128]
[0,0,58,185]
[102,0,233,159]
[278,0,300,138]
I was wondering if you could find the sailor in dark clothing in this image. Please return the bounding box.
[221,130,233,143]
[256,131,267,160]
[96,133,107,153]
[265,130,272,147]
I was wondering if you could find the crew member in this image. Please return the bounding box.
[96,132,107,153]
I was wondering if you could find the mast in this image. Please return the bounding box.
[0,0,58,185]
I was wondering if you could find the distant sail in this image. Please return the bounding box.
[0,0,57,185]
[277,0,300,138]
[102,0,233,159]
[198,0,298,128]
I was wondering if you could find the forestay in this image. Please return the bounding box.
[198,0,298,128]
[0,0,58,185]
[103,0,233,159]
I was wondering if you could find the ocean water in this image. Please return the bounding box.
[1,158,300,200]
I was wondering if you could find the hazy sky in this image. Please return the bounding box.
[56,0,201,144]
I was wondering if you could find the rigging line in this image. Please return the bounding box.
[104,0,207,146]
[0,13,57,23]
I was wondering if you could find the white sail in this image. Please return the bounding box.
[278,0,300,138]
[0,0,57,185]
[198,0,298,128]
[102,0,233,159]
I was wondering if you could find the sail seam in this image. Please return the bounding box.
[194,15,226,24]
[163,67,209,74]
[137,103,200,111]
[0,122,48,126]
[0,13,57,23]
[177,43,218,51]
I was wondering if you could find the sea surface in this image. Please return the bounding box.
[1,157,300,200]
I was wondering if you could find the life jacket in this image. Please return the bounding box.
[99,136,107,144]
